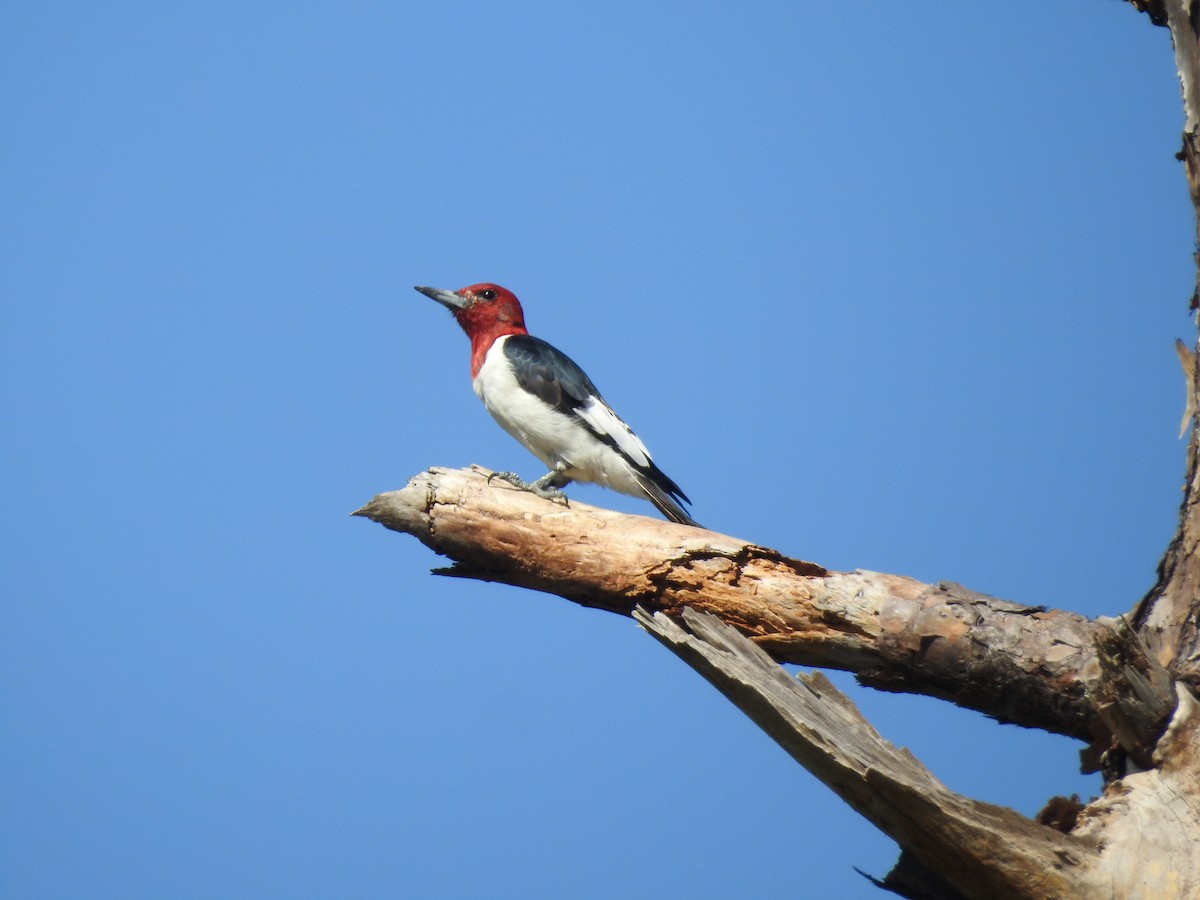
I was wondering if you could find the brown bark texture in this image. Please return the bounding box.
[357,466,1109,739]
[354,463,1200,896]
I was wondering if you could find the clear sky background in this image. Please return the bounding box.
[2,2,1191,898]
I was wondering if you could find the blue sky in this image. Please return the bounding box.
[2,2,1190,897]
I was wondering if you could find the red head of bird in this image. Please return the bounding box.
[415,283,529,377]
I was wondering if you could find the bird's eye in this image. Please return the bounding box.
[480,289,497,301]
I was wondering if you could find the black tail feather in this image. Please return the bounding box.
[635,469,702,528]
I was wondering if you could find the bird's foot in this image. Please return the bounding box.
[486,470,528,490]
[487,471,570,507]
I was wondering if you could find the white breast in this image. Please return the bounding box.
[472,336,649,496]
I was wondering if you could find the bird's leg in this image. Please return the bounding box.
[487,463,573,506]
[530,468,572,502]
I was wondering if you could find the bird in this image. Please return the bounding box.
[415,283,701,527]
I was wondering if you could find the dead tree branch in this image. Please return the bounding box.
[635,607,1093,899]
[355,465,1107,740]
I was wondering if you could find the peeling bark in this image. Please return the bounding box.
[1129,0,1200,689]
[357,466,1106,739]
[357,465,1200,894]
[1090,617,1177,770]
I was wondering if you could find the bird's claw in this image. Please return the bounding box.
[486,471,571,507]
[486,470,526,489]
[537,486,570,506]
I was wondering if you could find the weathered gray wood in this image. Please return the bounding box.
[1073,690,1200,898]
[636,606,1200,899]
[633,607,1093,900]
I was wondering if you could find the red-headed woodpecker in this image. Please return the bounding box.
[415,283,700,527]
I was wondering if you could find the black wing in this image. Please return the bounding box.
[502,334,698,526]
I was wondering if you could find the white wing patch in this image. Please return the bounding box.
[576,397,652,469]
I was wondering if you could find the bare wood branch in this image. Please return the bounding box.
[355,466,1106,739]
[1175,338,1195,439]
[1073,690,1200,899]
[1131,1,1200,684]
[634,607,1093,900]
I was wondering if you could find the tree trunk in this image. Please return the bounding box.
[356,3,1200,896]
